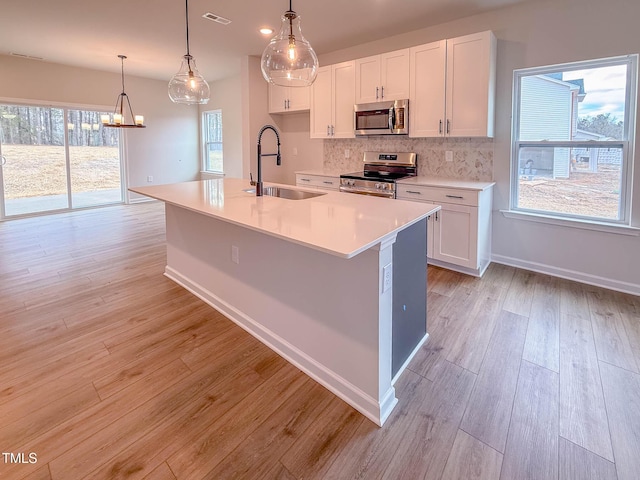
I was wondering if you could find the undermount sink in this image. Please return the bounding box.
[243,186,326,200]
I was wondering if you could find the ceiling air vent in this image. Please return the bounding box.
[10,52,44,61]
[202,13,232,25]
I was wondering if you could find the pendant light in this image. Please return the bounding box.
[260,0,319,87]
[101,55,146,128]
[168,0,210,104]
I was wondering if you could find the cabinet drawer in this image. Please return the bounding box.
[397,184,478,206]
[296,174,340,190]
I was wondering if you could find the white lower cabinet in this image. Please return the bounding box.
[295,173,340,191]
[432,202,478,269]
[397,181,493,276]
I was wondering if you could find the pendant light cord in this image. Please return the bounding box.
[185,0,191,57]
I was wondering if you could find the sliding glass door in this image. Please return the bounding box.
[68,109,122,208]
[0,103,123,219]
[0,105,69,216]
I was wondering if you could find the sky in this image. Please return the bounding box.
[563,64,628,121]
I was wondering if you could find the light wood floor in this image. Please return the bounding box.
[1,202,639,480]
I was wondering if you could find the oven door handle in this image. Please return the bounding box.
[339,185,394,198]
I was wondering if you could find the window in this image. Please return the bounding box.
[511,55,637,224]
[203,110,223,173]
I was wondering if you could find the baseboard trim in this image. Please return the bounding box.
[491,254,640,296]
[165,265,394,426]
[392,333,429,386]
[128,197,155,204]
[427,258,486,277]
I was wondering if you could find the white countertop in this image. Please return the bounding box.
[396,176,495,191]
[130,179,439,259]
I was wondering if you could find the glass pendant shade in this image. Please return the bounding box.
[261,12,318,87]
[168,54,210,104]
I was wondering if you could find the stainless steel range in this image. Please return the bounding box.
[339,151,417,198]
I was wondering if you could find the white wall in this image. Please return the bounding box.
[270,113,324,185]
[0,54,200,202]
[203,58,324,185]
[315,0,640,293]
[200,74,243,178]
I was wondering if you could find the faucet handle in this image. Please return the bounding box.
[250,173,256,186]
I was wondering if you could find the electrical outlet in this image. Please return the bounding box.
[292,147,298,156]
[147,175,153,182]
[382,263,392,293]
[445,151,453,162]
[231,245,240,264]
[344,149,350,159]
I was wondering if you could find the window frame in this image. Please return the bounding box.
[510,54,638,226]
[202,109,223,174]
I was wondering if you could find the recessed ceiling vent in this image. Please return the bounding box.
[10,52,44,61]
[202,13,231,25]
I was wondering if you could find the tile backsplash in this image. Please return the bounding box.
[323,137,493,181]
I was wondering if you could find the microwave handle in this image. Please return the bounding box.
[389,107,395,131]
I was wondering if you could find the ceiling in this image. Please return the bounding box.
[1,0,526,82]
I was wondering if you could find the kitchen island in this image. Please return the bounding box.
[130,178,439,426]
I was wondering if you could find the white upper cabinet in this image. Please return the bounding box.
[409,40,447,137]
[310,61,355,139]
[268,84,311,113]
[310,67,333,138]
[409,31,497,138]
[355,49,410,104]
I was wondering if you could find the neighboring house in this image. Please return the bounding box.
[519,73,585,178]
[573,128,622,171]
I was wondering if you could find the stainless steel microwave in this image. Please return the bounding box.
[354,99,408,136]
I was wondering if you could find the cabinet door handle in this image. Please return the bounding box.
[405,190,422,195]
[376,86,379,99]
[287,99,290,109]
[331,125,334,136]
[439,120,443,134]
[327,125,330,136]
[300,178,311,182]
[436,211,439,221]
[323,181,333,185]
[381,86,384,98]
[446,119,450,134]
[445,194,464,199]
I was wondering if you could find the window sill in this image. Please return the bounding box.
[500,210,640,236]
[200,171,225,180]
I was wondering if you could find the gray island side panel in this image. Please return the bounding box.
[392,218,428,377]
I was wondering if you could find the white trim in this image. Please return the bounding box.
[127,196,155,204]
[427,257,488,277]
[0,96,112,112]
[510,54,638,223]
[199,171,225,180]
[164,265,394,426]
[500,209,640,236]
[491,253,640,296]
[391,333,428,386]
